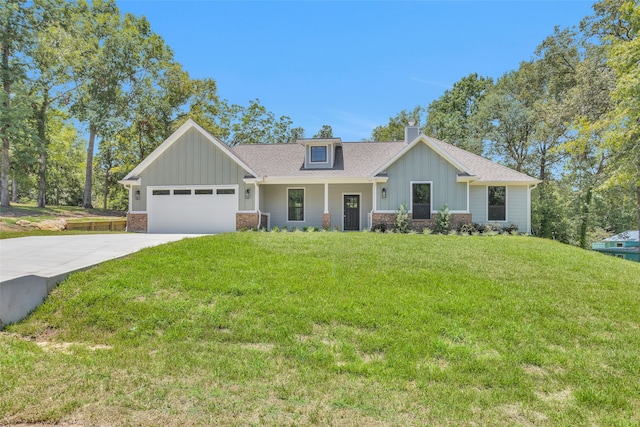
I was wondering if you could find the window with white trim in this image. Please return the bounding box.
[310,146,327,163]
[488,186,506,221]
[288,188,304,221]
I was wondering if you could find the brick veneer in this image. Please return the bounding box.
[322,213,331,230]
[236,213,259,229]
[371,212,473,232]
[126,213,147,232]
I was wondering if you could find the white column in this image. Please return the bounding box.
[372,181,377,211]
[324,182,329,214]
[254,183,260,212]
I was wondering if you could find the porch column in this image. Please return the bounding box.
[322,182,331,229]
[254,182,260,212]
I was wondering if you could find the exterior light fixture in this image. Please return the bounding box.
[135,189,140,200]
[382,188,387,199]
[245,188,251,199]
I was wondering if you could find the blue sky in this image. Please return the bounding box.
[118,0,596,141]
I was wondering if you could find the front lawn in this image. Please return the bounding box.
[1,233,639,426]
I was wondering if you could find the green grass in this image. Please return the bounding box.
[1,233,639,426]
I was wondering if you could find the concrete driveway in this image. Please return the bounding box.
[0,233,203,326]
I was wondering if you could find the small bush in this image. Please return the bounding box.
[271,226,280,233]
[422,227,433,235]
[239,227,248,232]
[435,204,450,234]
[373,223,387,233]
[394,203,409,234]
[306,226,316,232]
[458,223,477,234]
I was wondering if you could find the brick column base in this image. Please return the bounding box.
[126,213,147,232]
[322,213,331,230]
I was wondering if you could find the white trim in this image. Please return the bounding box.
[471,180,538,186]
[466,182,470,213]
[374,210,396,214]
[372,135,474,178]
[410,181,433,220]
[449,210,470,214]
[527,185,532,234]
[261,176,375,185]
[487,185,508,223]
[286,187,305,222]
[129,210,147,214]
[342,193,363,231]
[122,119,258,180]
[238,210,258,213]
[310,145,329,164]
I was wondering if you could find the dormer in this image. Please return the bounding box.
[299,138,342,169]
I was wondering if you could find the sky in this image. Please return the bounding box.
[117,0,597,141]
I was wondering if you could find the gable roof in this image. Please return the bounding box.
[121,119,258,181]
[603,230,639,242]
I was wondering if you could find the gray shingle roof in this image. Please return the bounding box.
[230,136,539,184]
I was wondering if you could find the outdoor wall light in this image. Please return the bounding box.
[381,188,387,199]
[135,189,140,200]
[245,188,251,199]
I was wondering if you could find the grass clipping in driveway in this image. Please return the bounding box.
[1,233,639,426]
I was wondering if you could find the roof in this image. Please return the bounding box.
[603,230,639,242]
[230,141,406,178]
[231,134,539,184]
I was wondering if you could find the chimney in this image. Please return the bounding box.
[404,119,419,143]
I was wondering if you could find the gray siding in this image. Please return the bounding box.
[469,185,486,224]
[133,127,253,212]
[507,186,529,232]
[378,142,467,212]
[327,183,373,230]
[261,183,373,230]
[469,184,530,232]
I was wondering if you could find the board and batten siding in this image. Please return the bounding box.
[132,127,254,212]
[469,184,530,232]
[327,183,372,230]
[377,142,467,212]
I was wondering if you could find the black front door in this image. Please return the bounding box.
[344,195,360,231]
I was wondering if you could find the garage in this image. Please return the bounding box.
[147,186,238,233]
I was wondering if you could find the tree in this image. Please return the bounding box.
[313,125,333,139]
[371,106,425,141]
[70,0,172,208]
[0,0,32,207]
[424,73,493,154]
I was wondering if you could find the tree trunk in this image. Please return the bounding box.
[1,44,11,208]
[36,94,49,208]
[103,168,109,210]
[579,187,593,250]
[83,127,96,208]
[11,171,17,202]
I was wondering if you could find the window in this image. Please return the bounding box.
[615,242,624,248]
[288,188,304,221]
[412,183,431,220]
[216,188,235,195]
[152,189,170,196]
[195,189,213,195]
[173,189,191,195]
[310,146,327,163]
[488,186,506,221]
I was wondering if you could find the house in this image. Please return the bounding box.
[591,230,640,262]
[119,119,541,234]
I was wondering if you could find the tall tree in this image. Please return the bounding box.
[0,0,32,207]
[313,125,333,139]
[70,0,171,208]
[371,106,425,141]
[424,73,493,154]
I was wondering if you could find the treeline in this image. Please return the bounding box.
[1,0,638,249]
[371,0,639,248]
[1,0,306,210]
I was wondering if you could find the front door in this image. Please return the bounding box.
[344,195,360,231]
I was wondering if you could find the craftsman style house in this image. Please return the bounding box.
[119,119,540,233]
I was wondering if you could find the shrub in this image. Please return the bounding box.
[422,227,433,235]
[394,203,409,233]
[373,223,387,233]
[458,223,476,234]
[306,226,316,232]
[435,204,451,234]
[271,226,280,232]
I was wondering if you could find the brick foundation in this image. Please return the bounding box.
[371,212,473,232]
[126,213,147,232]
[322,213,331,230]
[236,213,259,230]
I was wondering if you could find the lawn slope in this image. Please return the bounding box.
[1,233,639,426]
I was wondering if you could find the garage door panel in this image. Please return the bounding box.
[147,187,237,233]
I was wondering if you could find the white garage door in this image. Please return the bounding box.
[147,186,238,233]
